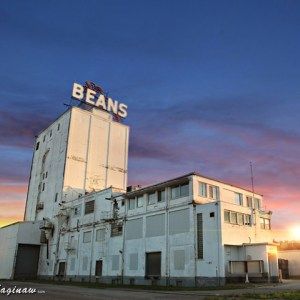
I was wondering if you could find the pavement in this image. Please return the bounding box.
[0,279,299,299]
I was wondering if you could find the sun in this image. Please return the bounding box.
[290,226,300,241]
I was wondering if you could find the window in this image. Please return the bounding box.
[246,196,253,208]
[74,204,81,216]
[230,212,237,224]
[84,200,95,214]
[111,223,123,237]
[57,123,60,131]
[83,231,92,243]
[234,193,243,206]
[254,198,260,209]
[237,213,244,225]
[199,182,207,197]
[36,142,40,150]
[46,172,48,178]
[210,212,215,218]
[208,185,219,200]
[128,198,135,210]
[42,182,45,191]
[146,252,161,277]
[180,183,189,197]
[244,214,251,226]
[157,190,165,202]
[96,229,105,241]
[224,210,230,223]
[260,218,271,230]
[50,130,52,137]
[197,213,204,259]
[171,183,189,199]
[171,185,180,199]
[54,193,58,202]
[137,195,144,207]
[265,218,270,230]
[148,193,156,205]
[43,135,46,142]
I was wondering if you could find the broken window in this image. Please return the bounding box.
[157,190,165,202]
[111,223,123,237]
[36,142,40,150]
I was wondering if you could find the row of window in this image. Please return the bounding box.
[128,183,189,210]
[198,182,262,209]
[224,210,252,226]
[35,123,61,150]
[199,182,219,200]
[82,224,122,243]
[235,193,261,209]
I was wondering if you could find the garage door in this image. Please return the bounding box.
[14,244,40,280]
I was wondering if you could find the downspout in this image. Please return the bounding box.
[89,205,97,281]
[215,198,221,286]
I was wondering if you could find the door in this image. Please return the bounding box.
[146,252,161,278]
[95,260,103,276]
[14,244,40,280]
[58,262,66,276]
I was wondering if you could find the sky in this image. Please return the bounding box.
[0,0,299,239]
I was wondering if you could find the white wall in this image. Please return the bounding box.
[278,250,300,276]
[0,223,19,279]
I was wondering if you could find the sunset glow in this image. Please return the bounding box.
[0,1,300,239]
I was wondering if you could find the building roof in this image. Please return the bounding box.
[125,171,263,198]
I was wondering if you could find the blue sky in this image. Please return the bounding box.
[0,0,300,234]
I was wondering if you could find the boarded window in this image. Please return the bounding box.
[129,253,138,270]
[146,214,165,237]
[137,195,144,207]
[230,261,246,274]
[83,231,92,243]
[197,213,203,259]
[174,250,185,270]
[111,223,123,237]
[70,257,75,271]
[126,218,143,240]
[96,229,105,241]
[169,209,190,235]
[146,252,161,277]
[112,255,119,271]
[148,192,156,205]
[84,200,95,215]
[82,256,88,271]
[248,261,262,273]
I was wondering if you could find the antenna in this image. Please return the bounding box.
[250,161,255,195]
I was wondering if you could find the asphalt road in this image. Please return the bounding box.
[0,280,299,299]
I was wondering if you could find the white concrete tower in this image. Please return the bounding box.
[24,106,129,221]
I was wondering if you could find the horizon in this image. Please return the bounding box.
[0,0,300,241]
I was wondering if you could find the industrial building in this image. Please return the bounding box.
[0,83,279,285]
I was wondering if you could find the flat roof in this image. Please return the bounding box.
[125,172,263,198]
